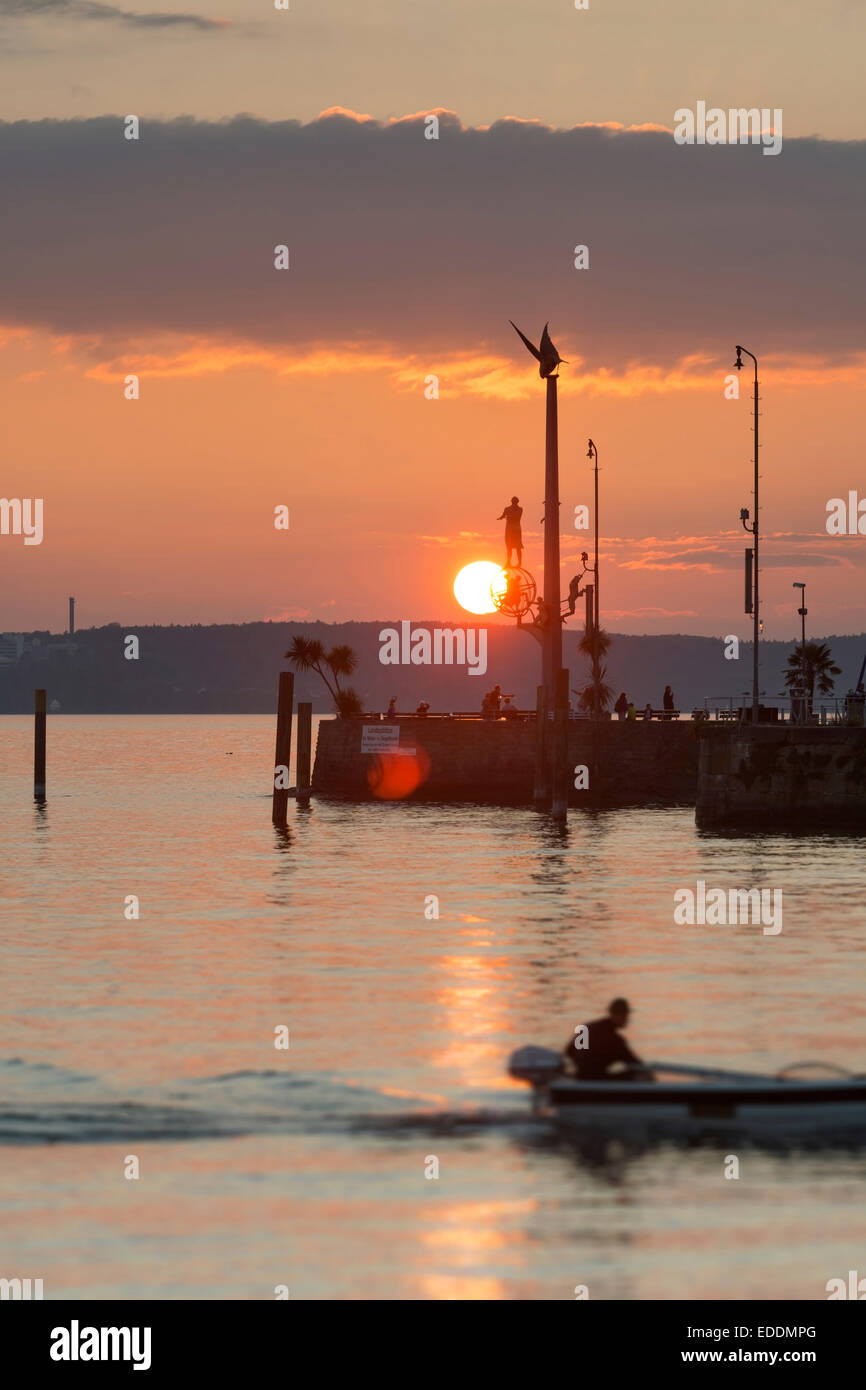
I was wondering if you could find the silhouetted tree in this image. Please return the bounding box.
[783,641,840,714]
[285,635,363,716]
[578,626,612,714]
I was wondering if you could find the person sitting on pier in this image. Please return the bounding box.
[416,700,430,717]
[386,697,397,717]
[482,684,503,719]
[563,999,651,1081]
[643,703,653,720]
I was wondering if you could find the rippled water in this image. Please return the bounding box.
[2,715,865,1299]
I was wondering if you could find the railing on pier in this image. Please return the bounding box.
[701,694,851,725]
[353,695,858,725]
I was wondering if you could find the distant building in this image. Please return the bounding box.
[0,633,24,665]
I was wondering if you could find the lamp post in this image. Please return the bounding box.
[586,439,599,630]
[793,581,807,719]
[793,581,807,656]
[735,345,760,722]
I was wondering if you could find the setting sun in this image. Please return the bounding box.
[453,561,506,615]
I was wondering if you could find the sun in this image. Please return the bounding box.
[454,560,506,615]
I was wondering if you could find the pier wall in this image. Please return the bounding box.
[697,725,866,828]
[312,717,699,805]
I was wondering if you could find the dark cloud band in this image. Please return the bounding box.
[0,0,224,31]
[0,113,863,364]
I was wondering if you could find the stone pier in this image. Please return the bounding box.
[696,724,866,828]
[312,716,699,805]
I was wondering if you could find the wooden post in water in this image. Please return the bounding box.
[34,688,47,800]
[271,671,294,825]
[296,702,312,803]
[551,667,569,821]
[533,684,548,806]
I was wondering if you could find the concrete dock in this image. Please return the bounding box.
[696,724,866,828]
[312,715,699,805]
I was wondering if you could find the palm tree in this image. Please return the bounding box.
[326,644,358,684]
[574,669,614,715]
[783,641,841,714]
[285,635,363,717]
[577,625,613,714]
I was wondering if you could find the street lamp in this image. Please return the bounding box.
[793,582,807,651]
[586,439,600,631]
[735,345,760,722]
[793,581,807,719]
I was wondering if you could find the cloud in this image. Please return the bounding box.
[0,112,863,368]
[4,324,863,402]
[606,607,699,619]
[565,531,853,576]
[0,0,226,30]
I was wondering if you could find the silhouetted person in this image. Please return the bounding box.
[504,571,522,611]
[643,703,653,720]
[386,697,397,717]
[663,685,675,720]
[482,685,502,719]
[614,691,628,720]
[566,574,582,615]
[498,497,523,568]
[563,999,646,1080]
[627,701,637,721]
[416,700,429,717]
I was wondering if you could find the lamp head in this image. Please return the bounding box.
[740,507,749,521]
[586,439,595,458]
[734,346,744,371]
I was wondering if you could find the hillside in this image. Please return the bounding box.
[0,621,862,715]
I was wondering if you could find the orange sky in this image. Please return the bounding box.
[3,321,865,639]
[1,21,864,641]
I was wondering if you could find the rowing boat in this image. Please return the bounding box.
[508,1045,866,1138]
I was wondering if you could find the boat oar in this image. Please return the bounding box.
[645,1060,779,1085]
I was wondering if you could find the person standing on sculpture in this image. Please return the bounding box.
[498,496,523,568]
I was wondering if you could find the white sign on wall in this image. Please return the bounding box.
[361,724,412,753]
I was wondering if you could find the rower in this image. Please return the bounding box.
[563,998,651,1080]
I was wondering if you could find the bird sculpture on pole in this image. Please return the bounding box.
[509,321,566,379]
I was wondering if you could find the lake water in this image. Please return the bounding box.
[2,715,865,1300]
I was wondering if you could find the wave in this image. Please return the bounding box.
[0,1057,526,1145]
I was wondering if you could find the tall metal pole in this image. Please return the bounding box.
[509,320,566,802]
[588,439,599,630]
[736,346,759,721]
[543,374,562,701]
[800,585,807,707]
[801,593,806,655]
[752,363,759,723]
